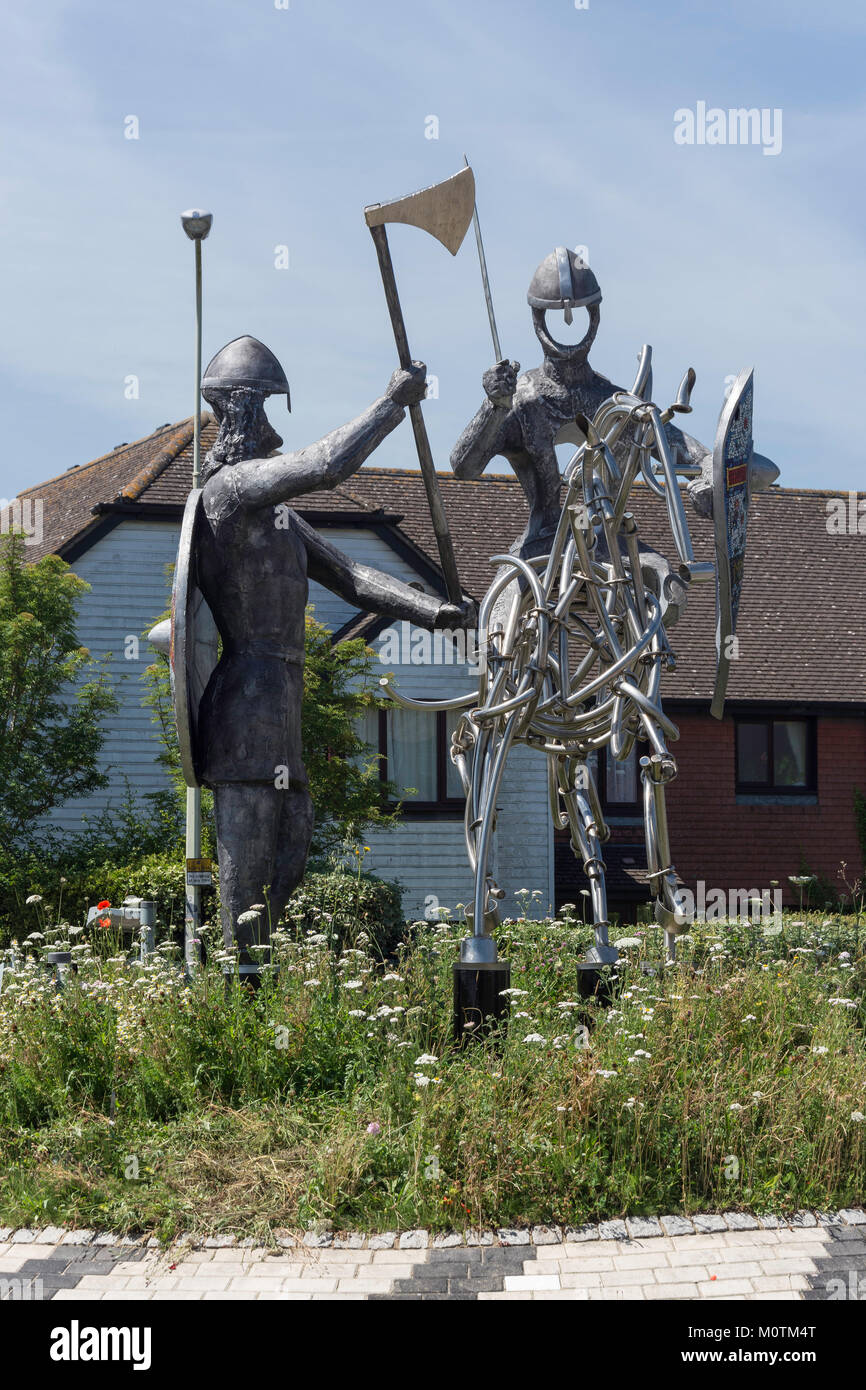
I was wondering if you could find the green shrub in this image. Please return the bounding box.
[284,861,405,958]
[2,846,405,959]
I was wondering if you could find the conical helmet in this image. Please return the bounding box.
[201,335,291,411]
[527,247,601,324]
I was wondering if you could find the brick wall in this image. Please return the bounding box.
[664,711,866,904]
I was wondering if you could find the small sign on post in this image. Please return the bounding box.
[186,857,213,887]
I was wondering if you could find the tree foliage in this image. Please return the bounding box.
[0,531,117,846]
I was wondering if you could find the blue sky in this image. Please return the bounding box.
[2,0,864,503]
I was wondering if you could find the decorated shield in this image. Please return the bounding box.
[171,489,219,786]
[710,367,753,720]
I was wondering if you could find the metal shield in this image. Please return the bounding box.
[710,367,753,719]
[171,489,219,786]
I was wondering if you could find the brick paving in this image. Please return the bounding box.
[1,1210,864,1301]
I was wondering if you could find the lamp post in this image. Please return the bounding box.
[180,208,212,978]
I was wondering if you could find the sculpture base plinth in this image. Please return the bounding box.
[453,961,510,1044]
[577,965,618,1005]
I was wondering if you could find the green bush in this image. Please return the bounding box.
[2,845,405,959]
[285,861,405,958]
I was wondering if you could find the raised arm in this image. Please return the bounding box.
[299,514,474,633]
[450,360,522,479]
[230,365,427,510]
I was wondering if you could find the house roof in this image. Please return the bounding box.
[6,417,864,706]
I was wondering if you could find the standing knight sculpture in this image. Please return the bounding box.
[163,335,473,980]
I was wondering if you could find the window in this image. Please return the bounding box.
[735,716,816,794]
[356,706,464,815]
[586,744,642,814]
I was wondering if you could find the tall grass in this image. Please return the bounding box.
[0,903,864,1239]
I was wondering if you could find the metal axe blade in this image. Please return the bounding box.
[364,166,476,256]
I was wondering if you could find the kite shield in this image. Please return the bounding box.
[171,489,219,786]
[710,368,753,720]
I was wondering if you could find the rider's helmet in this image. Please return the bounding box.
[202,336,291,411]
[527,248,602,325]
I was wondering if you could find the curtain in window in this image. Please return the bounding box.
[387,707,437,801]
[773,720,807,786]
[605,745,638,804]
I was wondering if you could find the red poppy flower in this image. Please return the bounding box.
[97,900,110,910]
[99,917,112,929]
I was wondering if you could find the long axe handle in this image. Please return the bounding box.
[368,222,463,606]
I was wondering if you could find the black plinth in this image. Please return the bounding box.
[453,960,511,1044]
[577,966,618,1005]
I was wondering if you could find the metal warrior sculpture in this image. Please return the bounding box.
[384,247,779,989]
[167,335,473,979]
[155,170,479,982]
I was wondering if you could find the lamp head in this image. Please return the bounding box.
[181,209,213,241]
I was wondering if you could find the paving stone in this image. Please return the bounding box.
[564,1224,600,1242]
[302,1232,333,1248]
[643,1282,698,1300]
[692,1214,727,1234]
[332,1234,364,1249]
[790,1210,818,1228]
[391,1277,450,1294]
[760,1257,819,1276]
[432,1232,463,1249]
[464,1229,495,1246]
[815,1211,840,1227]
[839,1208,866,1226]
[597,1220,628,1241]
[497,1229,531,1246]
[626,1217,663,1240]
[757,1213,785,1229]
[432,1247,481,1265]
[59,1230,94,1246]
[146,1238,162,1249]
[559,1270,604,1289]
[10,1230,37,1244]
[531,1225,562,1245]
[654,1265,710,1284]
[588,1285,646,1300]
[723,1212,760,1231]
[35,1227,67,1245]
[449,1277,508,1295]
[503,1274,560,1291]
[698,1278,754,1297]
[0,1230,13,1241]
[398,1230,428,1249]
[370,1291,452,1301]
[613,1251,667,1271]
[368,1232,397,1250]
[204,1235,237,1248]
[533,1288,591,1300]
[480,1247,529,1266]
